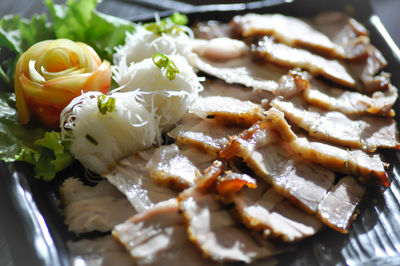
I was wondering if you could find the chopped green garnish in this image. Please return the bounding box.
[85,134,98,146]
[152,53,169,68]
[97,94,116,115]
[143,12,189,36]
[152,53,180,80]
[0,93,73,181]
[170,12,189,25]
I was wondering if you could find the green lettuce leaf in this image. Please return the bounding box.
[45,0,135,61]
[0,93,73,181]
[0,14,54,85]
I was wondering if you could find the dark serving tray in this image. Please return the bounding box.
[1,0,400,265]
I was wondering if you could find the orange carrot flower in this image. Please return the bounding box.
[14,39,111,128]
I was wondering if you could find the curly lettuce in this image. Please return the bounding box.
[0,0,136,181]
[0,93,74,181]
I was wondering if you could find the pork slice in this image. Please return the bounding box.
[312,11,369,60]
[252,36,355,88]
[64,197,135,234]
[190,49,283,93]
[347,45,390,93]
[220,120,335,215]
[219,119,281,160]
[266,107,389,186]
[146,143,216,190]
[168,114,244,154]
[318,176,365,233]
[192,37,248,61]
[231,13,339,57]
[113,199,209,266]
[233,181,323,242]
[60,178,124,206]
[192,20,232,40]
[200,79,275,106]
[220,121,366,232]
[315,13,390,93]
[271,96,400,152]
[60,178,136,234]
[304,79,397,116]
[68,235,134,266]
[190,38,308,97]
[179,186,285,263]
[189,95,265,127]
[103,151,177,213]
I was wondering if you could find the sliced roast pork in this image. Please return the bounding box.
[189,95,265,127]
[347,45,390,93]
[220,120,335,214]
[60,178,135,234]
[190,50,282,93]
[220,120,365,231]
[312,11,370,60]
[68,236,133,266]
[60,178,124,206]
[271,96,400,152]
[146,143,216,189]
[179,162,286,263]
[192,20,232,40]
[318,176,365,233]
[266,107,389,186]
[304,78,397,116]
[252,36,356,88]
[190,37,310,97]
[103,150,177,213]
[192,37,248,61]
[231,13,339,57]
[113,199,210,266]
[200,79,275,106]
[233,179,323,242]
[168,114,244,154]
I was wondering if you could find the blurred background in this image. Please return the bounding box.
[0,0,399,45]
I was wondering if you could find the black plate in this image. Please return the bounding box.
[1,0,400,265]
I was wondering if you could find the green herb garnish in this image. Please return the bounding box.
[143,12,189,36]
[97,94,116,115]
[152,53,180,80]
[85,134,98,146]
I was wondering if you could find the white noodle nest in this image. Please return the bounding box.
[113,26,194,66]
[60,91,160,174]
[113,55,202,130]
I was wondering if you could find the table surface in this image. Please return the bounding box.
[0,1,399,266]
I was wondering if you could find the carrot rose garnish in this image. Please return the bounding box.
[14,39,111,128]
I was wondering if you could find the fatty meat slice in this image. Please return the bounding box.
[179,163,286,263]
[192,20,232,40]
[146,143,216,190]
[200,79,275,106]
[266,107,389,186]
[60,178,136,234]
[113,199,209,266]
[103,150,177,213]
[252,36,355,88]
[189,95,265,127]
[168,114,244,154]
[233,180,323,242]
[318,176,365,233]
[68,235,134,266]
[312,11,370,60]
[220,120,336,214]
[60,178,124,205]
[221,120,367,232]
[271,96,400,152]
[231,13,339,57]
[304,79,397,116]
